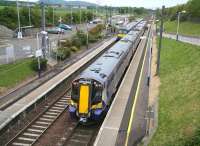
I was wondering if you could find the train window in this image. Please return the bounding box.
[100,73,107,79]
[92,84,102,104]
[110,51,119,55]
[90,68,101,72]
[103,55,115,58]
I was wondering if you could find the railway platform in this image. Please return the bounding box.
[0,37,117,133]
[94,25,153,146]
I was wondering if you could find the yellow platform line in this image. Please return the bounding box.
[125,42,148,146]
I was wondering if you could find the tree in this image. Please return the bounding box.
[187,0,200,18]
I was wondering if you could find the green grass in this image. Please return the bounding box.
[163,21,200,37]
[0,59,36,88]
[149,38,200,146]
[0,6,5,10]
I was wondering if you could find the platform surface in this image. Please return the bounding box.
[94,32,149,146]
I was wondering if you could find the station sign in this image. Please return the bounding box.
[35,49,42,57]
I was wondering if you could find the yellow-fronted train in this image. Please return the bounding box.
[68,20,147,123]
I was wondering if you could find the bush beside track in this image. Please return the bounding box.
[150,38,200,146]
[55,24,104,60]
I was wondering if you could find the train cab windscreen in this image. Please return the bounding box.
[92,82,103,104]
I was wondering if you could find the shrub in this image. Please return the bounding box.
[70,46,79,52]
[57,47,71,60]
[76,30,87,45]
[88,24,104,43]
[89,35,97,43]
[129,16,135,21]
[31,58,47,71]
[89,24,104,36]
[71,36,81,48]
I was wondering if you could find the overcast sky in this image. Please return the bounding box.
[16,0,189,9]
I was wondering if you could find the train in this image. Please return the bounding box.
[68,20,147,123]
[117,19,143,40]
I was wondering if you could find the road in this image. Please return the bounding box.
[163,33,200,46]
[0,24,96,64]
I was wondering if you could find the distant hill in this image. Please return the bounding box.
[65,1,98,7]
[38,0,98,7]
[39,0,66,5]
[2,0,98,7]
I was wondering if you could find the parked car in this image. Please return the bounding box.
[58,24,72,31]
[89,19,103,24]
[47,27,64,34]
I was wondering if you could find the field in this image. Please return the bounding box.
[0,6,5,10]
[0,59,36,89]
[149,38,200,146]
[163,21,200,37]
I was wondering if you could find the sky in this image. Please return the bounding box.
[15,0,189,9]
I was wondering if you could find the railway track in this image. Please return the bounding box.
[64,123,101,146]
[6,90,71,146]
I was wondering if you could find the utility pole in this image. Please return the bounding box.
[16,0,22,39]
[156,5,165,76]
[41,2,47,58]
[105,6,108,24]
[86,23,89,49]
[70,4,73,25]
[28,0,31,26]
[52,7,54,26]
[176,12,180,41]
[109,6,112,25]
[79,5,81,24]
[36,33,41,78]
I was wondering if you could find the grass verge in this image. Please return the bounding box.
[163,21,200,37]
[0,58,36,88]
[149,38,200,146]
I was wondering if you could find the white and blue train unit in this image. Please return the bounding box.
[68,20,147,123]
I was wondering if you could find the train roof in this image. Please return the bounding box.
[121,30,140,43]
[117,19,143,32]
[78,40,133,83]
[76,20,146,84]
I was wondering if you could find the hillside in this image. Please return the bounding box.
[150,38,200,145]
[39,0,98,7]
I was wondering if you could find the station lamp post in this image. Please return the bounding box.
[176,10,186,41]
